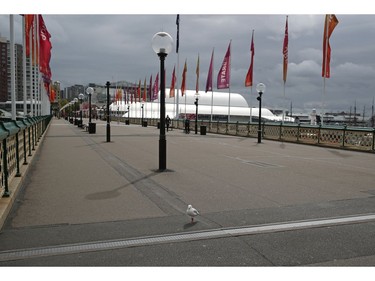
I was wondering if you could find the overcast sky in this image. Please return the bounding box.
[2,1,375,114]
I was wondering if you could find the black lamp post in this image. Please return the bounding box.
[152,31,173,171]
[69,102,72,122]
[78,93,84,127]
[106,81,111,142]
[141,103,144,126]
[194,92,199,134]
[73,98,78,125]
[256,83,266,143]
[86,87,93,124]
[70,101,74,123]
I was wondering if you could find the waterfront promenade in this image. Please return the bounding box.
[1,117,375,266]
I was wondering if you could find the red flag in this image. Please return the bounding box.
[131,85,134,104]
[322,14,339,78]
[205,49,214,92]
[143,77,147,102]
[24,14,35,57]
[148,75,152,101]
[283,16,289,83]
[152,72,159,100]
[217,41,231,89]
[181,60,187,96]
[245,31,255,87]
[38,15,52,79]
[169,66,176,98]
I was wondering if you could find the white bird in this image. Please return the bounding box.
[186,204,200,223]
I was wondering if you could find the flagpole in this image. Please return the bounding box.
[247,30,254,123]
[282,16,289,124]
[210,48,214,123]
[283,82,286,123]
[322,15,330,126]
[176,15,180,119]
[228,40,232,122]
[250,86,252,122]
[36,15,41,116]
[22,16,27,116]
[32,15,37,116]
[372,96,374,127]
[31,16,35,116]
[37,14,41,116]
[29,18,33,116]
[176,53,180,119]
[173,78,176,118]
[184,85,186,117]
[10,15,16,120]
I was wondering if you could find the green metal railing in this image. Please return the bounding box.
[0,115,52,198]
[113,117,375,153]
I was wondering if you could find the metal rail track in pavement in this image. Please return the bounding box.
[1,213,375,262]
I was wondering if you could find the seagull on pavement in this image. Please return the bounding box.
[186,204,200,223]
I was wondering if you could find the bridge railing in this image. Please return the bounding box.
[0,115,52,198]
[113,116,375,153]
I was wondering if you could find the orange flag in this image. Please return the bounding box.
[245,31,254,87]
[169,66,176,98]
[322,14,339,78]
[24,14,35,57]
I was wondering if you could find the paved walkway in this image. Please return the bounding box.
[1,117,375,266]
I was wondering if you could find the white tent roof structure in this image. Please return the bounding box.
[109,89,293,122]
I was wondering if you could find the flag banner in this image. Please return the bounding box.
[115,88,119,102]
[169,66,176,98]
[176,14,180,53]
[124,87,128,104]
[205,49,214,92]
[31,17,39,66]
[143,78,147,102]
[137,80,141,102]
[245,31,254,87]
[152,73,159,100]
[38,15,52,79]
[217,42,231,89]
[181,60,187,96]
[283,16,288,82]
[44,81,52,102]
[196,55,200,93]
[148,75,152,101]
[322,14,339,78]
[25,14,35,57]
[50,86,56,103]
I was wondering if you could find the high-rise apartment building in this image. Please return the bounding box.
[0,37,25,102]
[0,37,9,102]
